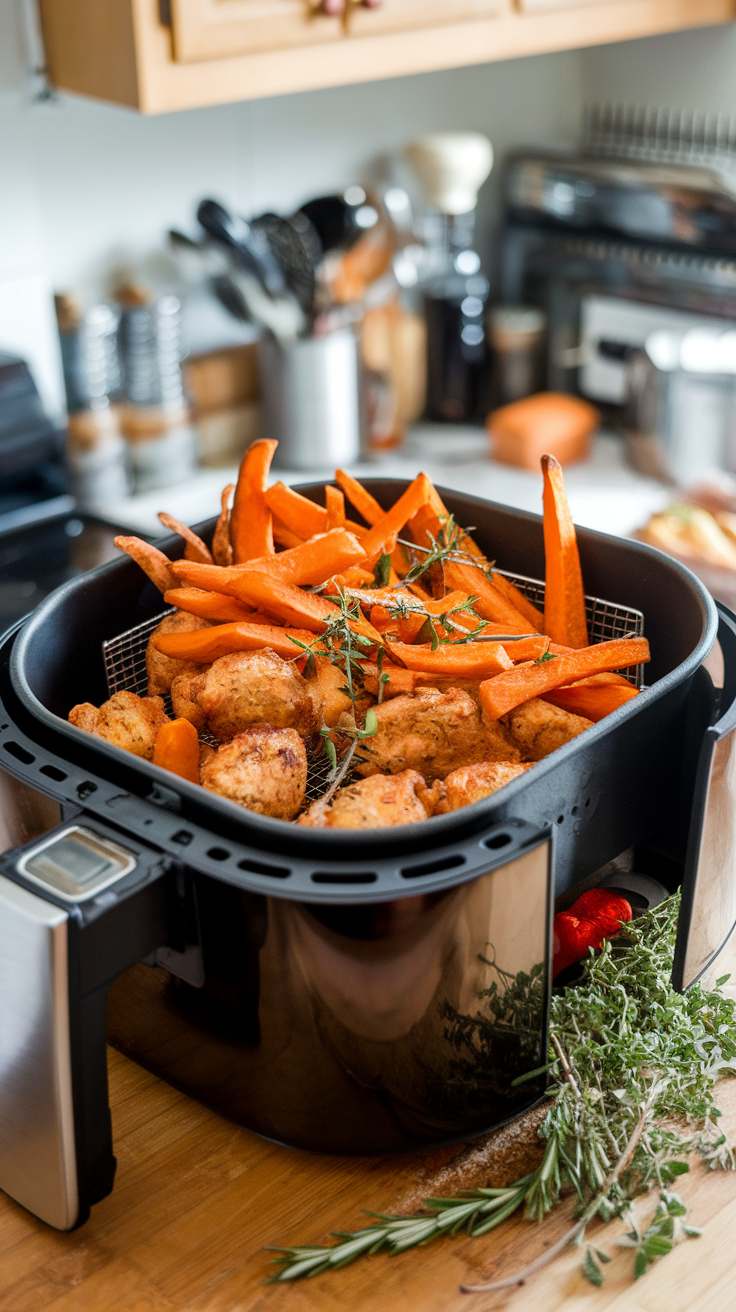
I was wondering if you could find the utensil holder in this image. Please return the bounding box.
[257,329,362,470]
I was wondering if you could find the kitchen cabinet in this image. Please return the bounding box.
[171,0,506,64]
[38,0,736,115]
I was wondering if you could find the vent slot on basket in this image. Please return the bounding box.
[401,853,466,879]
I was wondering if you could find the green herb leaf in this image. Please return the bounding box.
[535,651,557,664]
[373,553,392,588]
[582,1249,604,1287]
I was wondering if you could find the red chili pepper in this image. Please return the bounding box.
[552,889,632,979]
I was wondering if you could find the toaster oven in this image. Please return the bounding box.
[0,480,731,1232]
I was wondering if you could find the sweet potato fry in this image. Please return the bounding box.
[114,536,177,593]
[386,640,514,680]
[335,469,384,525]
[479,637,650,720]
[163,588,254,622]
[172,528,366,594]
[230,439,278,562]
[153,718,201,784]
[488,572,544,633]
[359,473,434,564]
[542,453,588,648]
[265,482,367,541]
[543,682,639,722]
[153,621,317,663]
[212,484,234,566]
[360,662,420,698]
[272,516,304,550]
[325,485,346,530]
[208,571,381,641]
[157,513,213,565]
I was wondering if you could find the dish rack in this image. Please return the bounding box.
[101,569,645,806]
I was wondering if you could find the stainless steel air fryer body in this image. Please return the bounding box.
[0,480,728,1231]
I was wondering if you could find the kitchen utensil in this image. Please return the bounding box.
[257,327,361,467]
[196,199,287,300]
[0,481,725,1232]
[250,212,315,315]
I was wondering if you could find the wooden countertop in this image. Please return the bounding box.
[2,1046,735,1311]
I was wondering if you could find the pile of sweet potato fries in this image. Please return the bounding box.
[109,440,648,809]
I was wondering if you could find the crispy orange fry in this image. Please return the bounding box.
[386,640,514,680]
[153,718,201,784]
[154,621,317,663]
[489,572,544,633]
[359,473,435,564]
[157,512,213,565]
[163,588,254,622]
[360,662,419,698]
[335,469,384,525]
[230,439,278,563]
[479,637,650,720]
[172,529,366,594]
[210,571,380,640]
[212,483,234,566]
[265,482,367,541]
[409,501,540,632]
[272,516,304,550]
[542,453,588,648]
[114,536,177,594]
[543,682,639,721]
[325,485,346,530]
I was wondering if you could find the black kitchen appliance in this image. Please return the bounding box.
[0,481,731,1233]
[499,113,736,414]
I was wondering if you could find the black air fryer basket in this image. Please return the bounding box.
[0,481,729,1232]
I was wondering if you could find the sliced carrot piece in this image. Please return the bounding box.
[386,639,514,680]
[114,536,177,594]
[479,637,650,720]
[153,621,317,663]
[542,453,588,649]
[335,469,384,525]
[212,483,234,567]
[172,528,366,593]
[542,682,639,722]
[163,588,254,622]
[158,513,213,565]
[153,718,201,784]
[488,572,544,633]
[204,572,381,642]
[230,439,278,562]
[325,485,346,530]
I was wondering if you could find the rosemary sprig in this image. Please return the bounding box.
[268,894,736,1289]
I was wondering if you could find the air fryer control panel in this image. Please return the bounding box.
[17,825,137,902]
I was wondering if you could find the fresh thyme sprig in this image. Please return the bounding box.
[268,894,736,1290]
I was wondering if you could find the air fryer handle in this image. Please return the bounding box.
[673,602,736,991]
[0,819,171,1230]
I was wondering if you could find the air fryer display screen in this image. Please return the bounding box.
[19,827,135,900]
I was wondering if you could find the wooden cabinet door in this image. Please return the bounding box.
[169,0,344,64]
[517,0,610,10]
[170,0,508,64]
[347,0,507,40]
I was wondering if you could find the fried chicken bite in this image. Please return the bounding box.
[433,761,532,814]
[355,687,521,782]
[200,726,307,820]
[68,690,169,759]
[502,697,593,761]
[146,610,212,696]
[305,654,373,729]
[298,769,438,829]
[171,649,316,742]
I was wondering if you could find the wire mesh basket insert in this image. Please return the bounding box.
[101,573,645,804]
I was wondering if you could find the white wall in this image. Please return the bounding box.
[0,0,581,419]
[581,23,736,115]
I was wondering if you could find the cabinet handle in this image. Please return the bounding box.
[317,0,382,12]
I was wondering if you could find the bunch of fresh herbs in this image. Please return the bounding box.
[268,894,736,1291]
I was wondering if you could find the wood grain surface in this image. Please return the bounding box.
[1,1045,735,1311]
